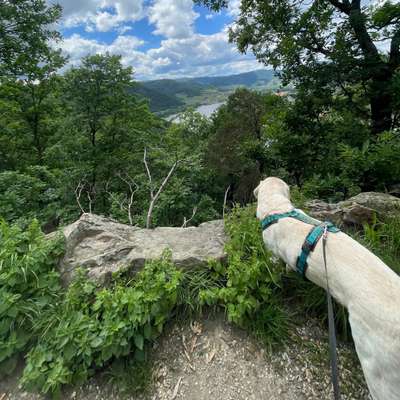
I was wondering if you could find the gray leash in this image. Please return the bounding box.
[322,226,341,400]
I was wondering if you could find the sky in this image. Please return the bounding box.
[51,0,262,80]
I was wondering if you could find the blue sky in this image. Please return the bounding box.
[52,0,261,80]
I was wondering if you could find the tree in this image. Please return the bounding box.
[58,53,158,216]
[196,0,400,134]
[0,51,66,166]
[0,0,62,76]
[206,88,268,204]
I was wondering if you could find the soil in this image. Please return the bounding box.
[0,311,371,400]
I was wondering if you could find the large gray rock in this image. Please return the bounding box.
[307,192,400,227]
[60,213,227,285]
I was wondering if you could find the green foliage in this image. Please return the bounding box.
[200,205,289,348]
[0,167,73,226]
[0,219,63,374]
[20,252,182,395]
[199,0,400,134]
[0,0,62,77]
[359,216,400,274]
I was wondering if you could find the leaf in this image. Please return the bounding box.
[134,334,144,350]
[90,337,103,348]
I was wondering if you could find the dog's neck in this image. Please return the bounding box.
[256,189,294,221]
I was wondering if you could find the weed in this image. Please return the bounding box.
[359,216,400,274]
[20,252,182,395]
[199,205,290,349]
[0,219,64,376]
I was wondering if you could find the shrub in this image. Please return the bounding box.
[359,216,400,275]
[0,219,64,374]
[20,252,182,395]
[199,205,289,348]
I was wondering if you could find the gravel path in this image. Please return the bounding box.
[0,312,370,400]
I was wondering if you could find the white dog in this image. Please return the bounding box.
[254,177,400,400]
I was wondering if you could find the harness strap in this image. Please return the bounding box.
[261,209,340,233]
[296,223,326,277]
[260,209,341,399]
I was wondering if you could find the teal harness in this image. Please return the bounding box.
[261,209,340,277]
[261,209,342,399]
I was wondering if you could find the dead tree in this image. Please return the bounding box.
[75,179,93,214]
[143,147,179,229]
[105,173,138,225]
[182,206,198,228]
[223,185,231,219]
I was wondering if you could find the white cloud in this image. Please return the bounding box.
[53,0,145,32]
[148,0,199,38]
[59,33,144,63]
[52,1,262,79]
[57,29,261,79]
[227,0,241,17]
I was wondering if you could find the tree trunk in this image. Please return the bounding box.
[347,5,394,134]
[370,90,392,135]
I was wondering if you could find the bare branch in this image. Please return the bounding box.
[182,207,198,228]
[105,174,138,225]
[87,190,93,213]
[143,147,153,198]
[75,181,86,214]
[118,172,138,226]
[144,148,180,229]
[223,185,231,219]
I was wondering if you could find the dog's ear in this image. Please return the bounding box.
[253,184,260,199]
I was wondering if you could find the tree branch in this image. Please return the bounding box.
[75,181,86,214]
[143,147,153,198]
[390,28,400,70]
[182,207,198,228]
[327,0,351,14]
[144,148,180,229]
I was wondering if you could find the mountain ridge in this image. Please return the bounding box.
[133,69,281,116]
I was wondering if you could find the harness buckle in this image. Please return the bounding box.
[323,223,329,240]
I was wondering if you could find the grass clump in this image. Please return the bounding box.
[0,219,64,375]
[20,252,182,395]
[199,205,290,349]
[360,216,400,274]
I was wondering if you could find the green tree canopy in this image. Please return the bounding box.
[0,0,62,76]
[196,0,400,134]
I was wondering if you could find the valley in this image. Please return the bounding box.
[133,69,285,117]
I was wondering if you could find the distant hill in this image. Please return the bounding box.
[189,69,276,88]
[132,69,281,116]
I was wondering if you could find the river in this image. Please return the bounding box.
[167,102,225,122]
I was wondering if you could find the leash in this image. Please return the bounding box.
[322,225,341,400]
[260,211,341,399]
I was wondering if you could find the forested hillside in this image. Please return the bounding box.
[133,69,281,114]
[1,0,400,397]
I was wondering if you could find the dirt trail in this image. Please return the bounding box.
[0,312,370,400]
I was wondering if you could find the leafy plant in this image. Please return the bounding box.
[0,219,64,375]
[199,205,289,348]
[359,216,400,275]
[20,252,182,395]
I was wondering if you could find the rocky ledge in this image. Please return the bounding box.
[59,213,227,285]
[307,191,400,227]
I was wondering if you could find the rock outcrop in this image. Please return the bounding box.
[60,213,227,285]
[307,192,400,227]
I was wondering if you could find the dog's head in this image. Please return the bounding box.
[253,177,290,200]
